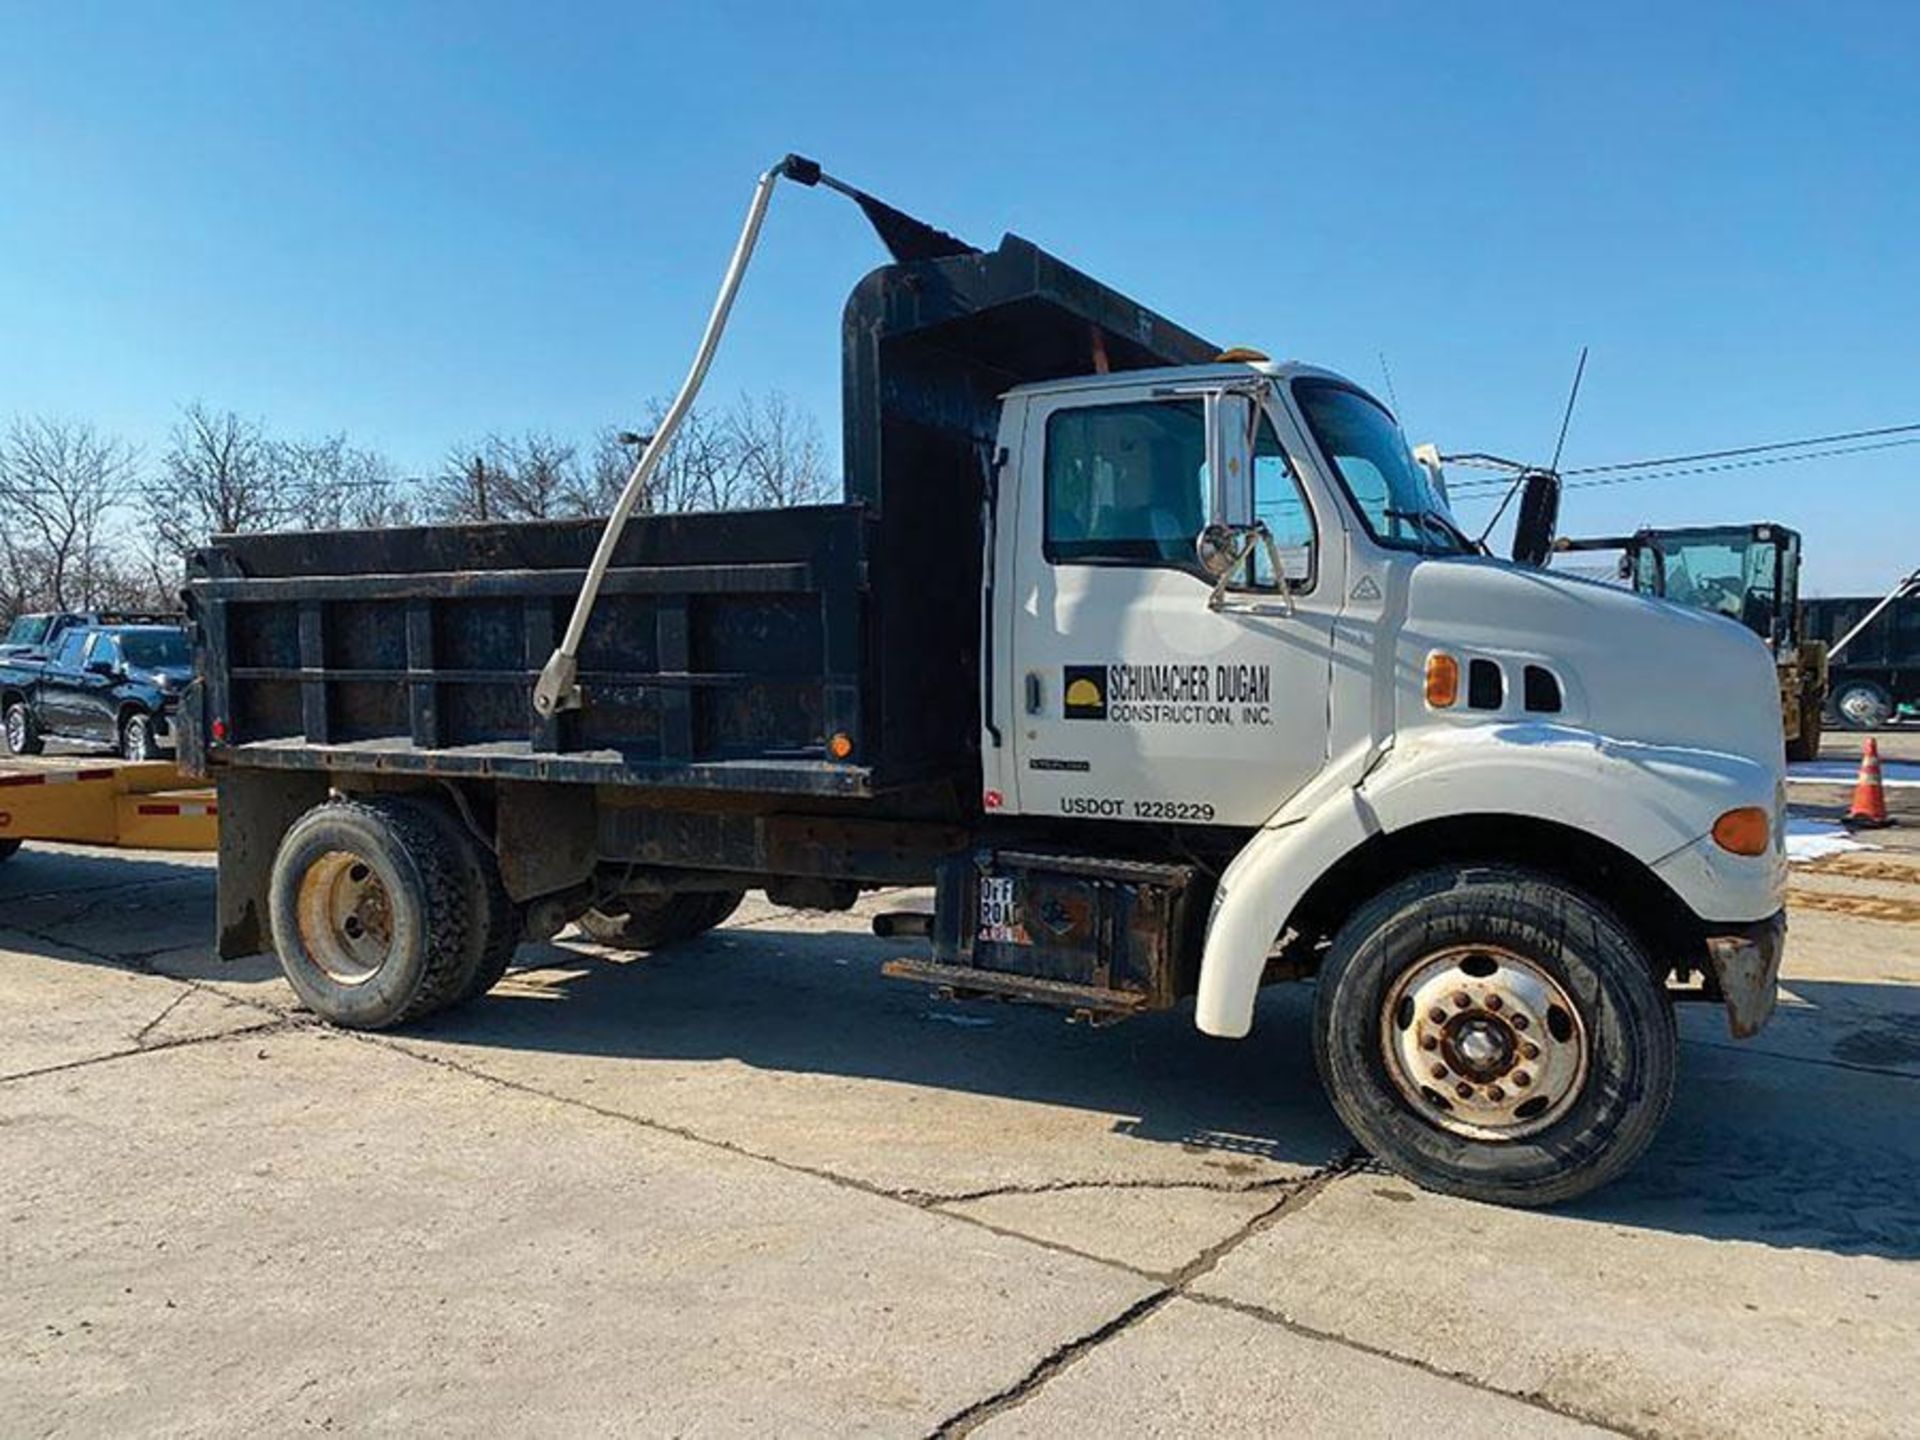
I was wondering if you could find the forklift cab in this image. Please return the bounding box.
[1601,523,1803,652]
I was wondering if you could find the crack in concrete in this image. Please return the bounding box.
[129,988,194,1045]
[0,1017,290,1085]
[1180,1290,1644,1440]
[928,1289,1178,1438]
[913,1171,1310,1206]
[926,1151,1363,1438]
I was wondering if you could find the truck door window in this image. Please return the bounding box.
[1247,416,1315,588]
[1044,400,1208,566]
[53,629,89,670]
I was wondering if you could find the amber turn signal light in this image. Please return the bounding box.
[828,732,854,760]
[1425,652,1460,708]
[1712,806,1771,856]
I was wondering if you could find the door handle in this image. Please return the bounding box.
[1025,672,1042,715]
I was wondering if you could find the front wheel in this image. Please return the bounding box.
[1314,865,1676,1208]
[4,701,43,756]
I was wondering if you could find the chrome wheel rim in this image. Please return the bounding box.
[1380,943,1589,1141]
[1838,688,1886,729]
[295,851,395,985]
[5,708,23,752]
[126,717,148,759]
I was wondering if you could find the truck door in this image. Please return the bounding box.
[1003,385,1336,827]
[71,632,123,745]
[39,628,94,738]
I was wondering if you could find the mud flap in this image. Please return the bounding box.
[1703,909,1787,1039]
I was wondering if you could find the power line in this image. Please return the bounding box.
[1450,433,1920,500]
[1563,420,1920,477]
[1449,418,1920,490]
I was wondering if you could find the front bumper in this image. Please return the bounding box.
[1703,909,1787,1039]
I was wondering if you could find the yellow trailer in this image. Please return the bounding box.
[0,759,217,861]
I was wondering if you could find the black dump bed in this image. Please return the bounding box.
[184,233,1214,801]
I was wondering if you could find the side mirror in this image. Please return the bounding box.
[1511,470,1561,568]
[1195,522,1245,579]
[86,659,118,678]
[1195,522,1295,616]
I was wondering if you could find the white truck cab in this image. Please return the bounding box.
[978,358,1786,1204]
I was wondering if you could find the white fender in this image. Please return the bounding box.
[1193,723,1782,1039]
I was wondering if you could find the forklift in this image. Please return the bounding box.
[1556,522,1827,760]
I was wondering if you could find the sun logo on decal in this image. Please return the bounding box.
[1065,678,1101,707]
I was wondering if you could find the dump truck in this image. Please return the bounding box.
[1555,523,1827,760]
[180,157,1788,1207]
[1803,568,1920,729]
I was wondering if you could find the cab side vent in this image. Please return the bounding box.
[1523,664,1563,714]
[1467,659,1503,710]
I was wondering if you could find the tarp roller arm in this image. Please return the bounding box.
[532,154,820,717]
[532,154,979,718]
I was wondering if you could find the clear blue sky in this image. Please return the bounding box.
[3,1,1915,592]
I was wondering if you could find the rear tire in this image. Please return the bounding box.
[401,795,521,1002]
[577,890,743,951]
[1833,680,1893,731]
[4,701,43,756]
[1314,864,1676,1208]
[267,798,474,1030]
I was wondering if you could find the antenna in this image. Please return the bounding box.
[1474,346,1587,548]
[1378,352,1401,415]
[1548,346,1588,473]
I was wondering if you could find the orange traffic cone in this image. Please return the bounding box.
[1844,738,1894,829]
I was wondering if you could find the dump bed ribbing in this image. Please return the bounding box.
[184,233,1216,799]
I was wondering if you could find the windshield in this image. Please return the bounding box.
[119,629,191,669]
[1292,379,1471,554]
[4,615,52,647]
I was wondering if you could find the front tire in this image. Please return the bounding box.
[4,701,43,756]
[577,890,743,951]
[0,838,20,864]
[267,798,474,1029]
[1314,865,1676,1208]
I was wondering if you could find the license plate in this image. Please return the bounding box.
[978,876,1029,945]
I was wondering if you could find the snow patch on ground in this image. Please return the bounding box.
[1785,816,1876,863]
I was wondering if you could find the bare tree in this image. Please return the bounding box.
[280,434,412,530]
[151,404,292,561]
[427,432,580,522]
[724,389,831,508]
[0,416,139,609]
[580,390,833,518]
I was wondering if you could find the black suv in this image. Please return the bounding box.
[0,622,193,760]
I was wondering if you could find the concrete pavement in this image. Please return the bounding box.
[3,811,1918,1436]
